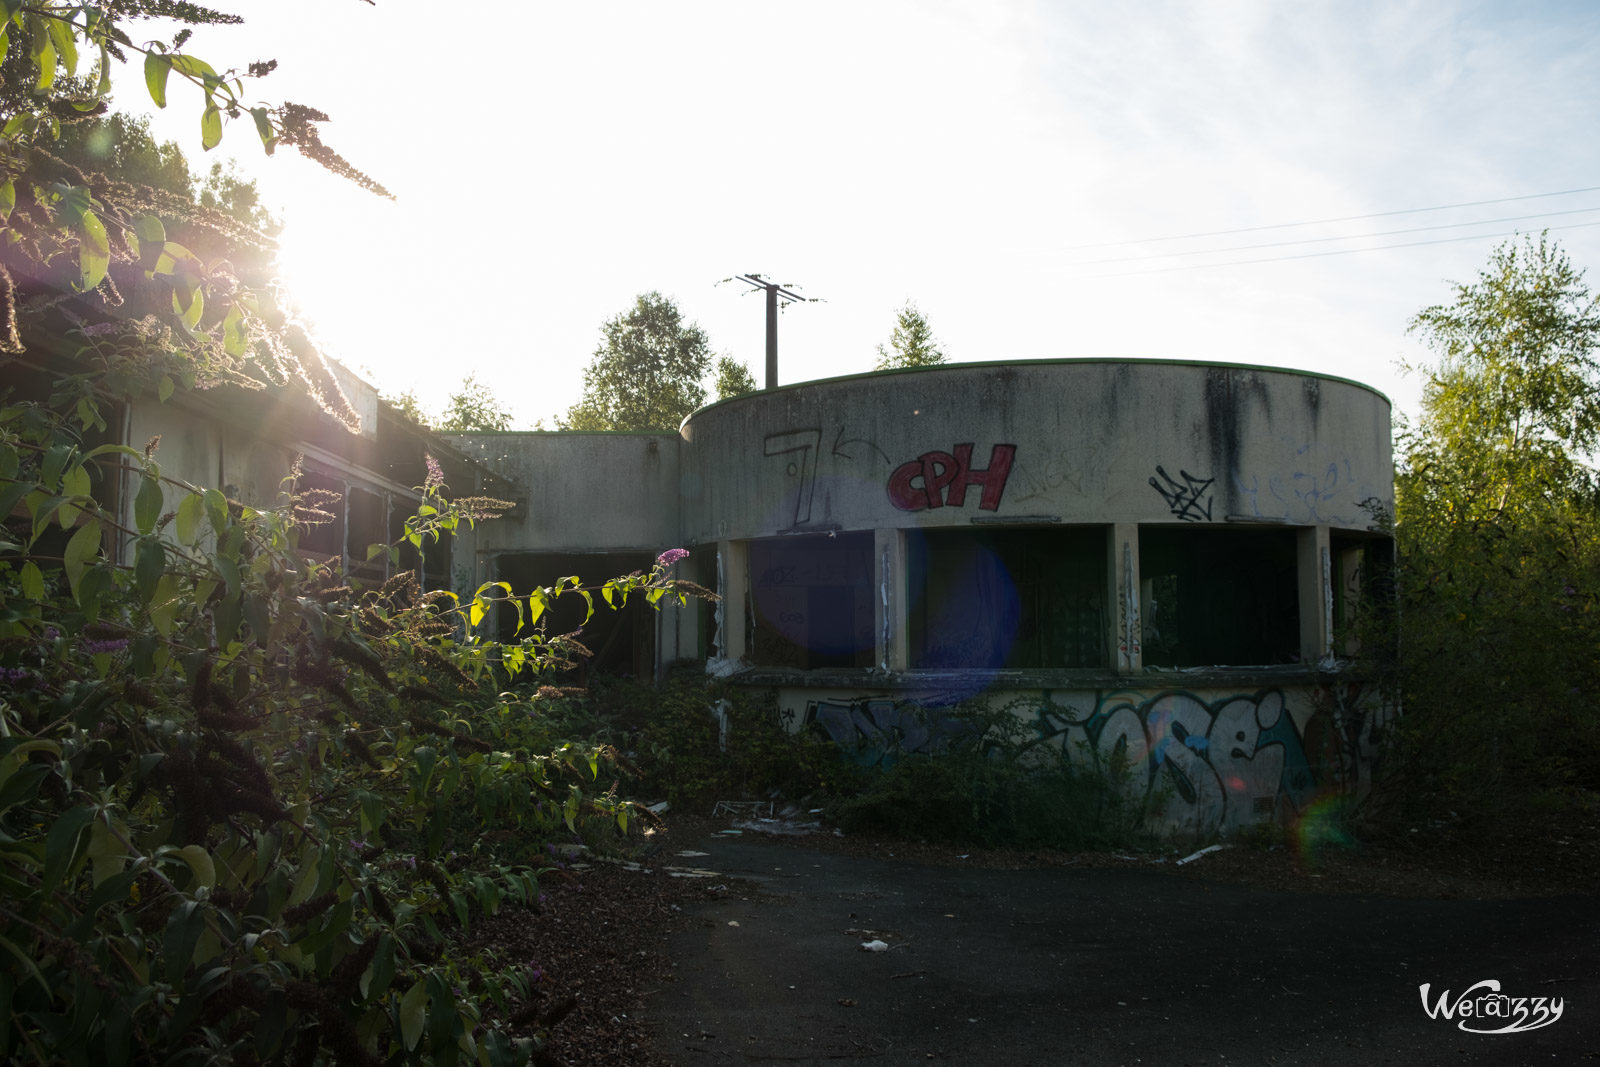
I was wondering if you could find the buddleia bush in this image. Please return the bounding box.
[0,355,703,1064]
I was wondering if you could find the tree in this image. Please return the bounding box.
[561,292,713,430]
[874,301,946,369]
[714,354,758,400]
[1368,235,1600,844]
[53,113,281,233]
[438,373,516,431]
[1405,233,1600,512]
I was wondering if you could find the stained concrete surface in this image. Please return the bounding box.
[639,834,1596,1066]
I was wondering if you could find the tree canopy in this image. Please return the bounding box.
[561,292,713,430]
[1404,233,1600,512]
[713,354,757,400]
[874,301,946,369]
[437,373,516,431]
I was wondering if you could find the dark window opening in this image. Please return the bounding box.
[908,526,1108,669]
[494,551,656,678]
[1332,533,1395,657]
[1139,526,1299,667]
[749,533,875,670]
[346,487,387,583]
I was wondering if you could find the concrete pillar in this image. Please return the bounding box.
[713,539,749,665]
[1297,525,1333,666]
[874,528,909,672]
[1111,523,1141,674]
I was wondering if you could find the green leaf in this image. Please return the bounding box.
[45,16,75,77]
[85,819,126,887]
[362,934,395,1000]
[62,518,102,600]
[143,570,178,628]
[0,762,49,817]
[59,463,91,528]
[203,487,228,534]
[168,54,218,81]
[399,980,427,1051]
[158,374,174,403]
[78,210,109,291]
[134,537,165,604]
[163,901,203,984]
[42,805,94,893]
[135,474,164,535]
[175,844,216,890]
[17,560,42,599]
[0,179,13,225]
[29,19,55,91]
[249,107,276,154]
[77,563,112,622]
[200,102,221,151]
[175,492,203,544]
[213,592,241,646]
[144,52,171,108]
[132,213,165,255]
[172,283,204,330]
[41,442,71,490]
[221,302,247,356]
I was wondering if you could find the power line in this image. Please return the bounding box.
[1064,185,1600,250]
[1075,219,1600,279]
[1078,205,1600,266]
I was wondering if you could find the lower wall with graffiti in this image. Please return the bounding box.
[783,682,1384,840]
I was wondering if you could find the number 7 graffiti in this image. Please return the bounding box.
[764,428,822,527]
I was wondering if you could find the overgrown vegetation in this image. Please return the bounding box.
[820,702,1147,851]
[0,352,705,1062]
[0,5,712,1063]
[1361,234,1600,849]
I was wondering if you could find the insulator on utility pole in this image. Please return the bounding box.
[721,273,818,390]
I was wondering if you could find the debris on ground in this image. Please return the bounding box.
[1176,844,1231,866]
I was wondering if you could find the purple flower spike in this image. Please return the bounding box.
[655,547,689,568]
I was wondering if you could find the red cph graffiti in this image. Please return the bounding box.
[887,443,1017,512]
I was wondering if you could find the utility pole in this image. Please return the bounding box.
[723,274,817,390]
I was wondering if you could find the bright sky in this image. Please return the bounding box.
[123,1,1600,430]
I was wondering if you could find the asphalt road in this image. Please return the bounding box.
[639,834,1596,1067]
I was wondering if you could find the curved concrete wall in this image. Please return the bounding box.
[681,360,1392,541]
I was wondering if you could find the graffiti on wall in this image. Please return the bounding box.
[763,426,896,530]
[764,428,824,527]
[801,686,1380,833]
[1232,452,1363,525]
[888,443,1017,512]
[805,697,979,767]
[1035,688,1369,836]
[1149,466,1214,522]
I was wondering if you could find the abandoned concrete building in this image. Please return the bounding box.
[13,344,1391,838]
[449,358,1395,837]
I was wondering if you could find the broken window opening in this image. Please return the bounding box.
[749,533,875,670]
[346,487,387,583]
[1331,532,1395,657]
[1139,526,1299,668]
[908,526,1108,670]
[493,551,657,679]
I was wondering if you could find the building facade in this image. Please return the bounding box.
[455,359,1395,837]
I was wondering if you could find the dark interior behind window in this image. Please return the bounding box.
[908,526,1107,669]
[1139,526,1299,667]
[749,533,875,669]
